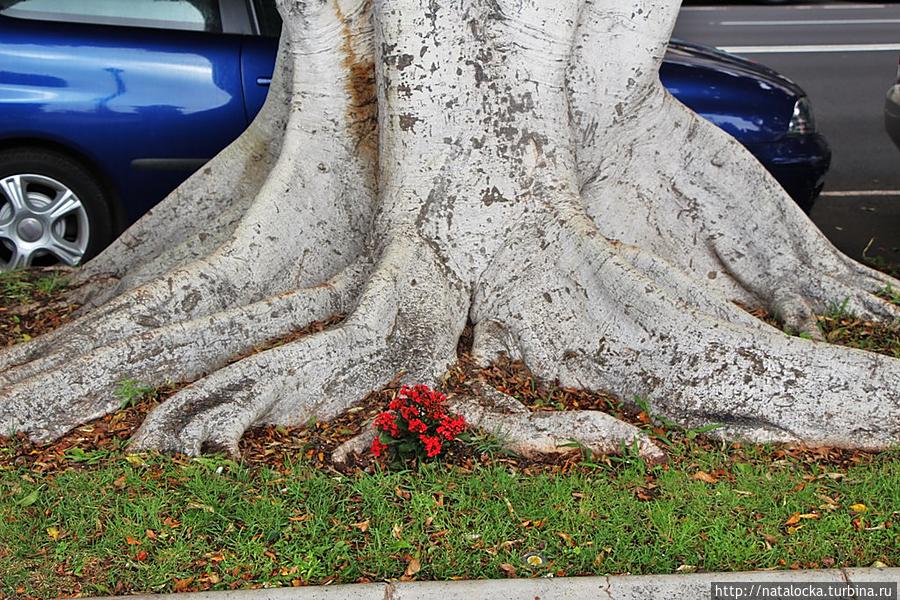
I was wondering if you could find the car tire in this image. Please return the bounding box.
[0,147,114,269]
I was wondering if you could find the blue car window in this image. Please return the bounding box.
[0,0,223,32]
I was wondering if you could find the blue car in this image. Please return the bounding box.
[0,0,830,269]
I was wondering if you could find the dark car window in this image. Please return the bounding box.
[0,0,223,32]
[251,0,281,37]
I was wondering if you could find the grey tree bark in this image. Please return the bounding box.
[1,0,898,461]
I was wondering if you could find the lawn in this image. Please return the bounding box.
[0,267,898,599]
[2,446,898,597]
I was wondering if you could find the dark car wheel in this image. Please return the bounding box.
[0,148,113,270]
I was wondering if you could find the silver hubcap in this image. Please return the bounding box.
[0,173,90,270]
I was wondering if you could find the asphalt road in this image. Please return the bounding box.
[674,2,900,266]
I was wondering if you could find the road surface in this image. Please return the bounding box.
[674,2,900,267]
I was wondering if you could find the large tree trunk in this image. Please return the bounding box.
[1,0,898,460]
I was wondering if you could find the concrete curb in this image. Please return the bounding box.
[95,568,899,599]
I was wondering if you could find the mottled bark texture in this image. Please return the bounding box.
[1,0,898,460]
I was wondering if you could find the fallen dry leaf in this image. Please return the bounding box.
[404,556,421,578]
[692,471,718,484]
[784,513,803,526]
[351,520,370,532]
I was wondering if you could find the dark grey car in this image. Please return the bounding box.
[887,57,900,150]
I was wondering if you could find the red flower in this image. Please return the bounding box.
[374,412,400,436]
[407,418,428,433]
[399,404,420,420]
[419,434,443,457]
[371,437,388,457]
[373,384,461,459]
[437,415,466,440]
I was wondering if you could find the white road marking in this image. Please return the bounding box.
[821,190,900,197]
[681,4,890,10]
[719,43,900,54]
[720,19,900,26]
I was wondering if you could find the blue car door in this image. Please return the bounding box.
[240,35,278,123]
[0,0,252,223]
[240,0,281,122]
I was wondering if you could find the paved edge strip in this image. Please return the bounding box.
[91,568,900,600]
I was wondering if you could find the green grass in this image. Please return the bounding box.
[0,269,69,308]
[1,447,897,598]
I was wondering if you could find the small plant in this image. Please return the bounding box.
[65,447,113,465]
[557,438,602,468]
[0,269,69,305]
[115,379,154,409]
[460,429,515,459]
[878,283,900,306]
[0,270,33,305]
[371,384,467,462]
[824,297,852,321]
[34,273,68,296]
[634,396,679,430]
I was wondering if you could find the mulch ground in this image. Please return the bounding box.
[0,346,881,481]
[0,269,78,349]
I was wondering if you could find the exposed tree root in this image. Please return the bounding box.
[581,103,900,333]
[483,213,900,449]
[0,262,366,388]
[450,381,667,464]
[332,426,377,468]
[567,0,899,337]
[0,266,367,441]
[127,235,467,454]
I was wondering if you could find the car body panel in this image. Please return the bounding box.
[239,36,275,122]
[744,135,830,212]
[661,39,830,210]
[661,40,800,144]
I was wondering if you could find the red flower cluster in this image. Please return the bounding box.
[371,384,467,460]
